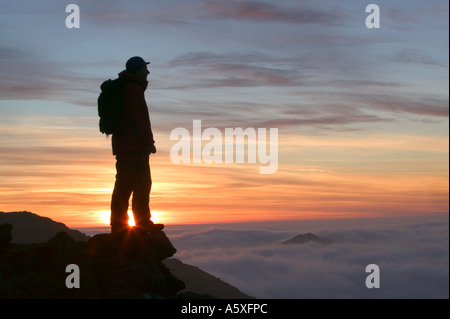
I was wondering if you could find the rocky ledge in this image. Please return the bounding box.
[0,225,190,299]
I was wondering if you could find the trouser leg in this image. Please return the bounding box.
[110,160,133,230]
[132,159,152,228]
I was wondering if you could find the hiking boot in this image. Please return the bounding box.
[136,220,164,233]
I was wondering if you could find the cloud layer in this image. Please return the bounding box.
[166,215,449,298]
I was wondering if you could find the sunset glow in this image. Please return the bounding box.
[97,210,166,227]
[0,1,448,228]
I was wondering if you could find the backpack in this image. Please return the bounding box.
[97,78,126,135]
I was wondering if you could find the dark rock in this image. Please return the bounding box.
[0,224,12,247]
[0,211,90,243]
[0,229,184,299]
[86,228,176,260]
[0,212,249,299]
[164,258,255,299]
[93,257,185,298]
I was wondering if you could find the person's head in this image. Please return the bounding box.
[126,56,150,80]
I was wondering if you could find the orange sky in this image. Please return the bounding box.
[0,1,448,228]
[0,122,447,227]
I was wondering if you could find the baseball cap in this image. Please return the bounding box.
[126,56,150,71]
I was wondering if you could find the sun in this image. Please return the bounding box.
[98,210,135,226]
[127,211,136,226]
[98,210,161,226]
[128,211,163,226]
[150,211,161,224]
[99,210,111,225]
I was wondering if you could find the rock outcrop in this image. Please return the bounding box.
[0,225,186,299]
[163,258,255,299]
[0,211,90,243]
[0,223,12,247]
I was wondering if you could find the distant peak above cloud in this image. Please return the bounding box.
[280,232,334,245]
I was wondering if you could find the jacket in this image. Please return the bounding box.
[112,71,155,158]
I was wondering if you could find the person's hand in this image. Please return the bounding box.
[149,144,156,154]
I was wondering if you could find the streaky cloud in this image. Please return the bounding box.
[202,0,341,25]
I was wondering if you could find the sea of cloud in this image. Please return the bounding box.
[163,215,449,299]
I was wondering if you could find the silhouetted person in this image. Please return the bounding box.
[110,56,163,235]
